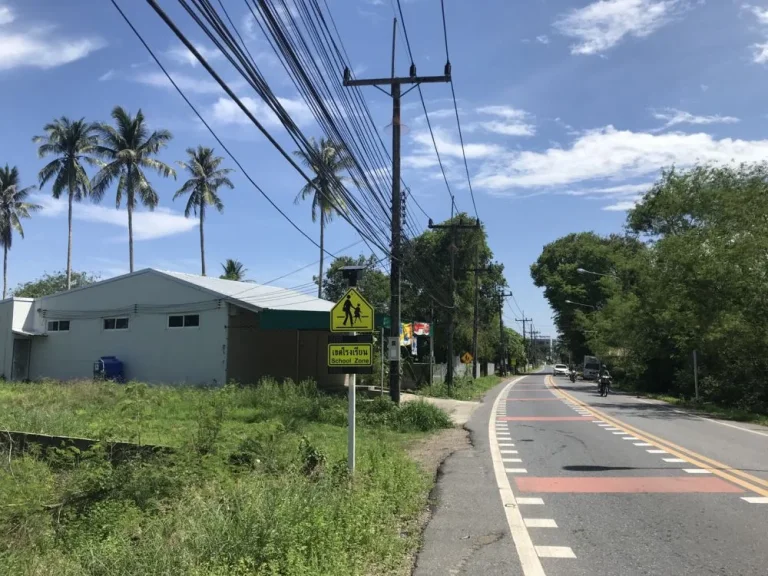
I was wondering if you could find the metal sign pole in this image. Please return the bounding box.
[348,331,356,474]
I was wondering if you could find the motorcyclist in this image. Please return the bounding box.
[598,367,611,396]
[568,364,577,383]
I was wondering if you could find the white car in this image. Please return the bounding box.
[553,364,569,377]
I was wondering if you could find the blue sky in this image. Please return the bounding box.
[1,0,768,337]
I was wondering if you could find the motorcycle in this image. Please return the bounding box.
[598,372,611,397]
[569,369,577,383]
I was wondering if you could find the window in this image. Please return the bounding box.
[168,314,200,328]
[47,320,70,332]
[104,317,129,331]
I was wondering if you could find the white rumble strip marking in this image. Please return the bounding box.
[489,376,571,576]
[634,443,652,447]
[662,458,686,463]
[504,458,523,463]
[536,546,577,559]
[683,469,712,474]
[742,497,768,504]
[647,450,668,454]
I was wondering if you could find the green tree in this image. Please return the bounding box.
[32,117,100,291]
[12,271,99,298]
[402,214,506,365]
[293,138,350,298]
[322,254,390,311]
[92,107,175,273]
[220,259,246,281]
[174,146,234,276]
[0,166,40,298]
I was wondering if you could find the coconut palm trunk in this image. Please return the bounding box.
[127,168,134,273]
[318,216,324,298]
[3,245,7,299]
[199,201,206,276]
[67,189,73,290]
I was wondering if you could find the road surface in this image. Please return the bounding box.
[414,369,768,576]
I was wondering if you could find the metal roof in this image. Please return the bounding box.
[156,270,334,313]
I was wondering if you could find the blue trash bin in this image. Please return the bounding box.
[94,356,125,383]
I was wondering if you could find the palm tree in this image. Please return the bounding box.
[92,106,175,273]
[0,166,41,299]
[174,146,234,276]
[33,117,99,290]
[220,259,246,281]
[293,138,349,298]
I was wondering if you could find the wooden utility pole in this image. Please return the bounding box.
[458,264,492,378]
[343,18,450,403]
[428,216,480,389]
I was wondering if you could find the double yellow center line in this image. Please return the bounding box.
[546,376,768,498]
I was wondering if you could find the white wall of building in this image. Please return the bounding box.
[0,300,13,378]
[27,271,228,384]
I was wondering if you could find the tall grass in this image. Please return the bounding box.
[418,375,502,401]
[0,378,452,575]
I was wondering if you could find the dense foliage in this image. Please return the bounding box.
[11,271,99,298]
[533,164,768,411]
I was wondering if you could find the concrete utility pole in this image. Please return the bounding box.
[458,264,492,379]
[515,314,532,370]
[497,291,513,375]
[343,18,450,404]
[530,329,541,366]
[428,216,480,389]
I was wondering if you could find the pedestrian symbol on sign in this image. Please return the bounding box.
[330,288,374,332]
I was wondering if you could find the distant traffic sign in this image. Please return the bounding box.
[331,287,374,332]
[461,352,473,364]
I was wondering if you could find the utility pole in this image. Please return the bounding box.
[515,314,532,371]
[458,264,492,379]
[344,18,450,404]
[497,291,513,376]
[428,216,480,389]
[530,328,540,366]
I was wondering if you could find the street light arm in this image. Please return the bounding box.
[576,267,619,279]
[564,299,597,310]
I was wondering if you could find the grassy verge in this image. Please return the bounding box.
[0,379,453,576]
[417,375,502,401]
[612,383,768,427]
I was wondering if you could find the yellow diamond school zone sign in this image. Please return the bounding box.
[330,288,374,333]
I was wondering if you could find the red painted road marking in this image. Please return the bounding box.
[514,476,744,493]
[506,398,564,402]
[499,416,594,422]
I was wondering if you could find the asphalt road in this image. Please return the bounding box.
[415,369,768,576]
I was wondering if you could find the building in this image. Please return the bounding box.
[0,269,344,387]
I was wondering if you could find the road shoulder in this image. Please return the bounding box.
[412,380,523,576]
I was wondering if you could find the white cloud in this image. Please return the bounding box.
[33,195,197,241]
[411,127,504,159]
[474,106,536,137]
[603,198,642,211]
[209,95,315,128]
[554,0,682,55]
[566,182,653,197]
[747,4,768,25]
[0,5,14,25]
[536,35,550,44]
[166,43,222,67]
[475,125,768,191]
[754,42,768,63]
[0,18,105,70]
[402,155,440,169]
[98,69,114,82]
[652,108,740,129]
[134,70,223,94]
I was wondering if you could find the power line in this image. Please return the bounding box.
[110,0,341,261]
[260,239,364,285]
[394,1,457,214]
[440,0,479,219]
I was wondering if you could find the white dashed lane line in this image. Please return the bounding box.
[742,497,768,504]
[517,498,544,505]
[662,458,686,463]
[536,546,577,559]
[523,518,558,528]
[684,469,712,474]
